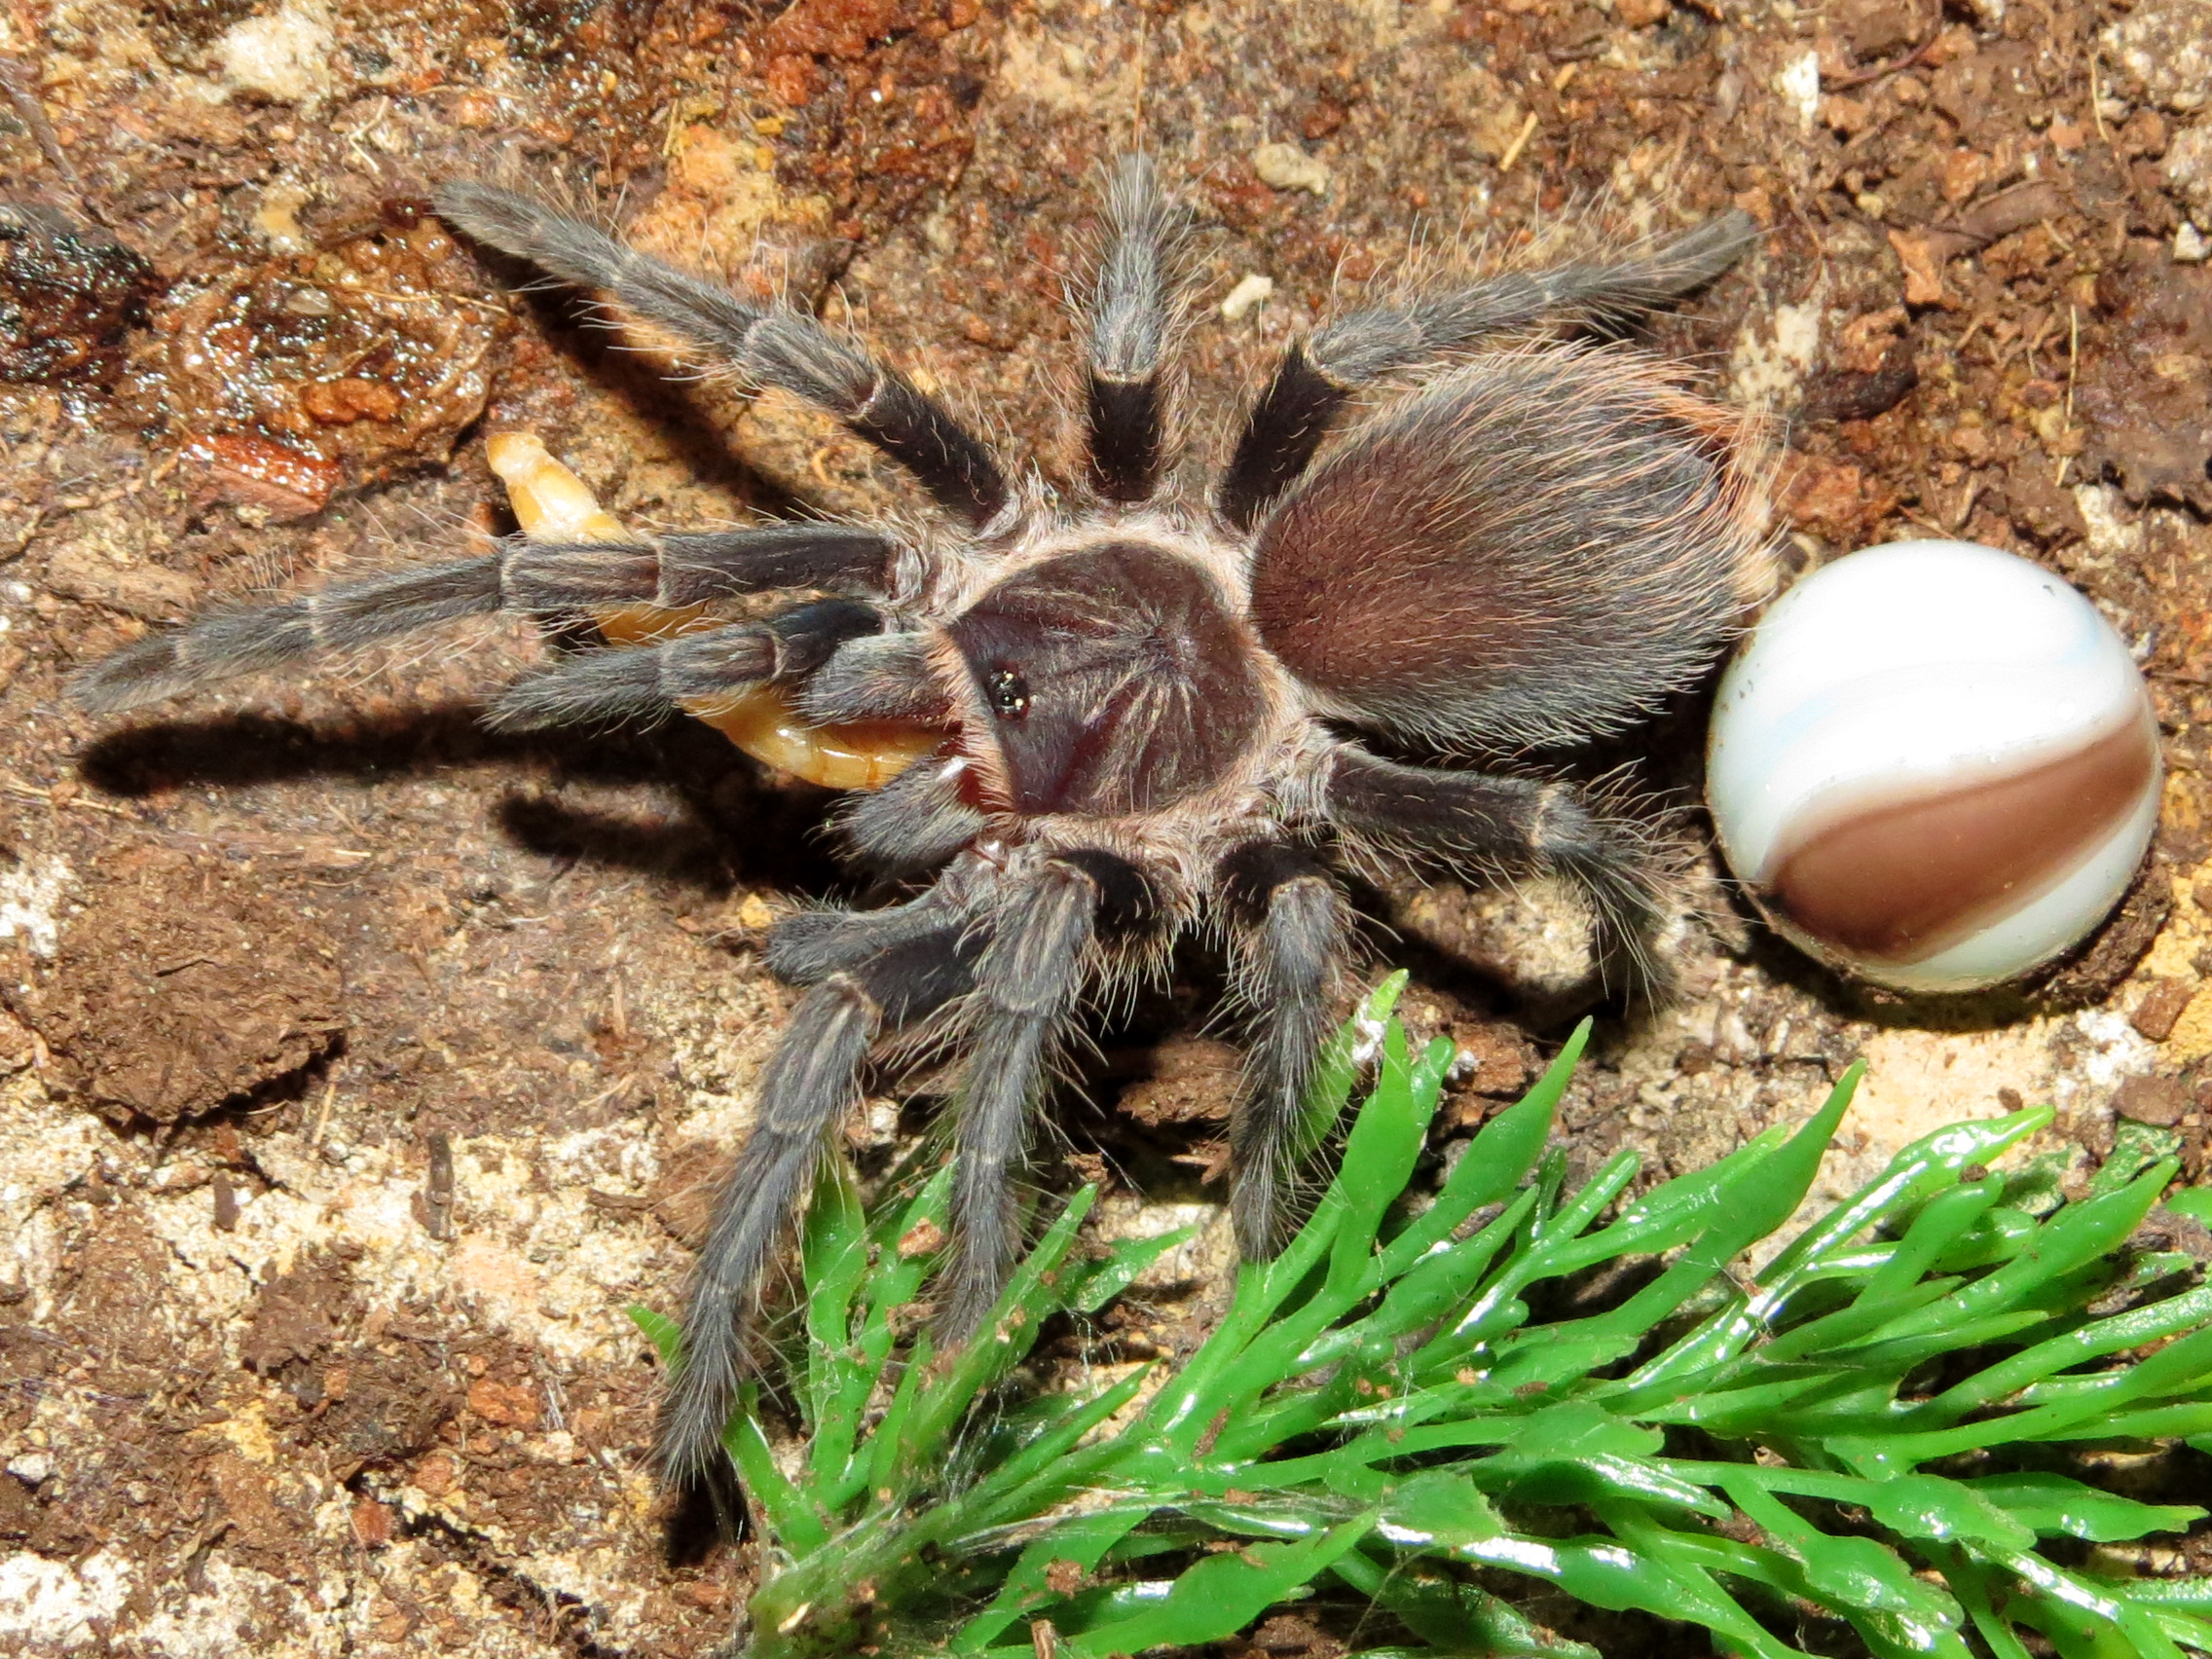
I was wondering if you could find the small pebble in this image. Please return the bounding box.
[2114,1074,2188,1127]
[2175,223,2209,263]
[2133,978,2194,1043]
[7,1452,53,1487]
[1252,142,1330,196]
[212,1171,240,1231]
[217,0,337,104]
[1220,274,1274,321]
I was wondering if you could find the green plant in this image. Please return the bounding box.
[637,975,2212,1659]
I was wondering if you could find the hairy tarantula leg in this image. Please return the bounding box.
[1221,844,1353,1260]
[793,632,956,726]
[943,850,1155,1337]
[836,754,987,876]
[1083,155,1192,503]
[489,436,943,789]
[657,923,981,1490]
[70,557,510,713]
[657,977,875,1489]
[484,598,883,731]
[1217,209,1758,530]
[1320,745,1676,1001]
[505,525,900,612]
[437,182,1009,528]
[765,873,980,986]
[64,526,899,716]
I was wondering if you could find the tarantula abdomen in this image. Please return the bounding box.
[1249,350,1770,753]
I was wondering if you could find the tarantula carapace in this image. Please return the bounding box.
[73,159,1773,1487]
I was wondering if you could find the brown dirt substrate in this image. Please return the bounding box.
[3,0,2210,1653]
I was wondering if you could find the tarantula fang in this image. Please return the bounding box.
[70,158,1775,1493]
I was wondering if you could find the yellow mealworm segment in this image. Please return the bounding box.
[486,430,939,790]
[485,431,712,644]
[692,694,944,792]
[486,430,630,542]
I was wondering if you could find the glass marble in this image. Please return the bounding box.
[1707,538,2161,993]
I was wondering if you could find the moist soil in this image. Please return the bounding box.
[3,0,2211,1653]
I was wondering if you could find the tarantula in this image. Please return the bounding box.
[73,159,1772,1489]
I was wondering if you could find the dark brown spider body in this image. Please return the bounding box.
[70,159,1775,1499]
[942,540,1269,818]
[1248,351,1768,749]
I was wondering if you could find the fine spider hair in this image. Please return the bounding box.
[70,155,1775,1494]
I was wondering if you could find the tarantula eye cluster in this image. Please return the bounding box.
[71,158,1774,1493]
[985,668,1028,720]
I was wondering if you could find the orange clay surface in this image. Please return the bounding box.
[485,432,942,791]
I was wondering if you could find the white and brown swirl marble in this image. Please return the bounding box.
[1708,539,2162,993]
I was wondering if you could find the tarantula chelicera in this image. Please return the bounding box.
[73,159,1773,1488]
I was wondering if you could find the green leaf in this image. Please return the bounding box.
[955,1508,1153,1652]
[1931,1282,2212,1421]
[1068,1227,1196,1314]
[900,1187,1099,1466]
[1333,1546,1598,1659]
[851,1166,953,1369]
[1868,1163,2176,1351]
[1864,1475,2038,1552]
[1311,1187,1539,1381]
[1725,1478,1966,1633]
[1474,1403,1726,1519]
[725,1382,830,1556]
[1578,1067,1859,1381]
[1961,1473,2205,1541]
[1062,1519,1371,1656]
[954,1370,1152,1538]
[2093,1121,2185,1197]
[719,994,2212,1659]
[1759,1100,2052,1297]
[1543,1122,1791,1275]
[1327,1024,1444,1294]
[625,1304,682,1369]
[1296,971,1409,1161]
[1154,989,1434,1436]
[1380,1469,1504,1548]
[1482,1328,1645,1394]
[800,1149,868,1343]
[800,1152,871,1487]
[1376,1017,1590,1276]
[1458,1518,1800,1659]
[2168,1188,2212,1226]
[864,1329,935,1503]
[1500,1399,1658,1460]
[1417,1150,1641,1371]
[1929,1203,2039,1272]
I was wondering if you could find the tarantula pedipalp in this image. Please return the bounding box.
[484,430,943,788]
[71,159,1774,1489]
